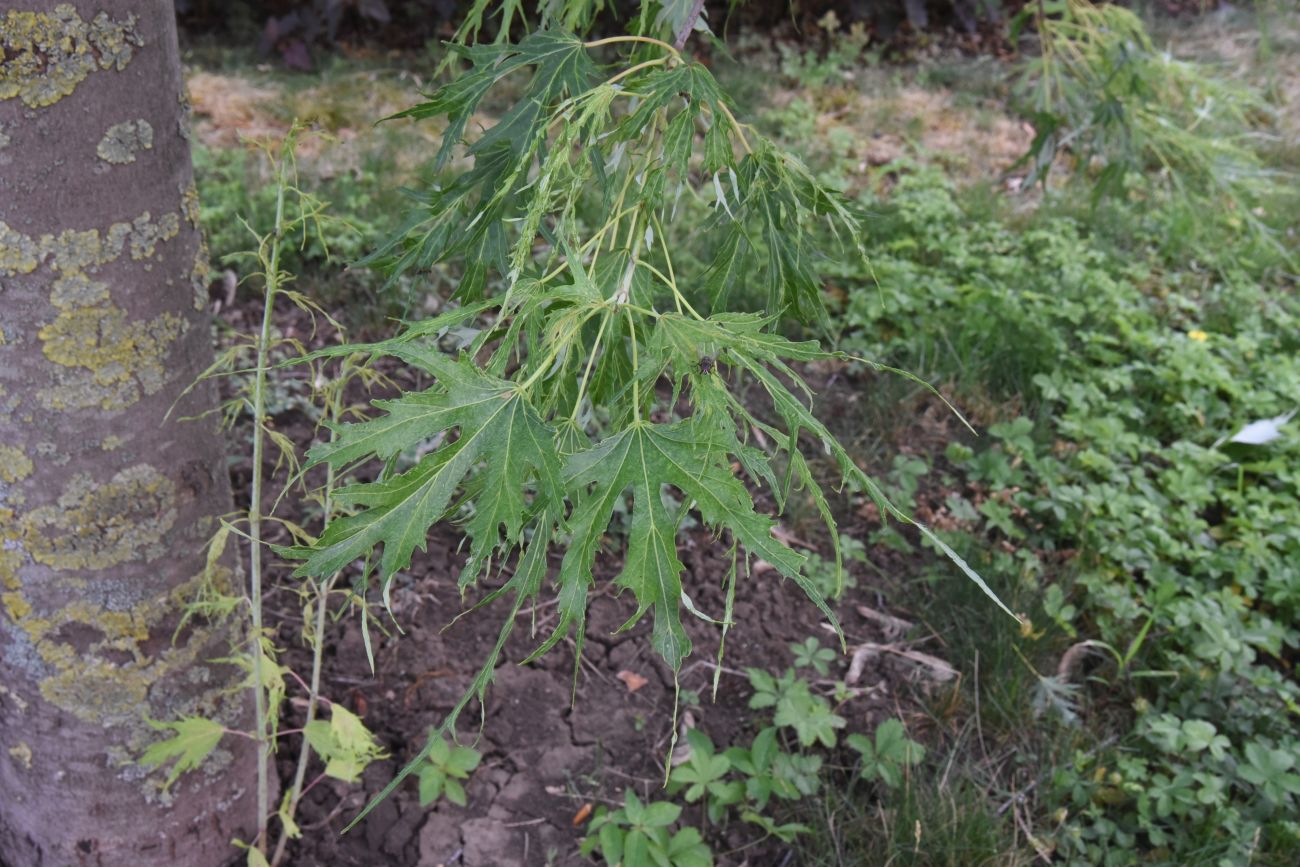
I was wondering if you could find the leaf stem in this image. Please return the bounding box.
[539,204,640,284]
[519,310,599,392]
[604,56,669,88]
[625,308,641,421]
[571,310,613,421]
[584,35,682,61]
[716,101,754,156]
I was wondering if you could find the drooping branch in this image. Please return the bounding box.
[673,0,708,50]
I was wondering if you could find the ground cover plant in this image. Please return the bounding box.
[134,2,1300,864]
[812,160,1300,864]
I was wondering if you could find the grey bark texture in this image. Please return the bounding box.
[0,2,258,864]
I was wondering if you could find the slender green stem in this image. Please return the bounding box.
[650,213,684,315]
[614,210,647,305]
[519,309,599,392]
[249,134,291,857]
[605,56,668,88]
[634,258,703,320]
[571,310,613,421]
[626,308,641,422]
[539,204,640,285]
[584,34,682,61]
[716,101,753,156]
[270,359,349,867]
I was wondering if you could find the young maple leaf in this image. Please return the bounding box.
[140,716,225,790]
[294,357,563,598]
[536,419,839,671]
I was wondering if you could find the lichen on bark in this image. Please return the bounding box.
[0,445,33,483]
[0,5,143,108]
[97,119,154,165]
[20,463,176,571]
[0,212,188,410]
[0,456,240,733]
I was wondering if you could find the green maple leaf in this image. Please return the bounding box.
[535,419,839,671]
[140,716,225,790]
[303,705,386,783]
[294,357,562,595]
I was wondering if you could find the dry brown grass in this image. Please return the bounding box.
[186,71,286,147]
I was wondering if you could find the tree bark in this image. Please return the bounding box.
[0,3,258,864]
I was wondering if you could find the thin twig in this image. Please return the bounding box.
[247,130,293,858]
[672,0,708,50]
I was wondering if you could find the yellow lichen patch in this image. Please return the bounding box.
[29,599,153,650]
[0,385,16,421]
[3,211,193,411]
[101,434,124,451]
[40,657,150,722]
[191,239,212,311]
[0,5,142,108]
[20,464,176,571]
[35,600,231,726]
[127,211,180,261]
[0,547,21,591]
[49,272,109,309]
[37,302,184,411]
[1,211,182,278]
[7,742,32,770]
[0,471,224,729]
[181,181,201,229]
[42,225,125,274]
[0,505,21,591]
[97,118,153,165]
[0,445,33,483]
[3,591,32,620]
[0,221,40,275]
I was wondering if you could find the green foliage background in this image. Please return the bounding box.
[177,1,1300,863]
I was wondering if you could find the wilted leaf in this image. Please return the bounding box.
[616,670,649,693]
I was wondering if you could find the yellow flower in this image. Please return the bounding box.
[1188,329,1209,342]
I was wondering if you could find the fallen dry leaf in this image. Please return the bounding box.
[670,709,698,767]
[616,670,648,693]
[846,642,957,684]
[770,524,816,550]
[855,605,915,640]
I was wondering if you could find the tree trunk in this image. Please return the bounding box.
[0,3,258,864]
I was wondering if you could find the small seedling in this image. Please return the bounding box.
[416,734,482,807]
[790,637,837,676]
[847,719,926,789]
[581,790,713,867]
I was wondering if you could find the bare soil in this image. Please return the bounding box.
[216,299,951,867]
